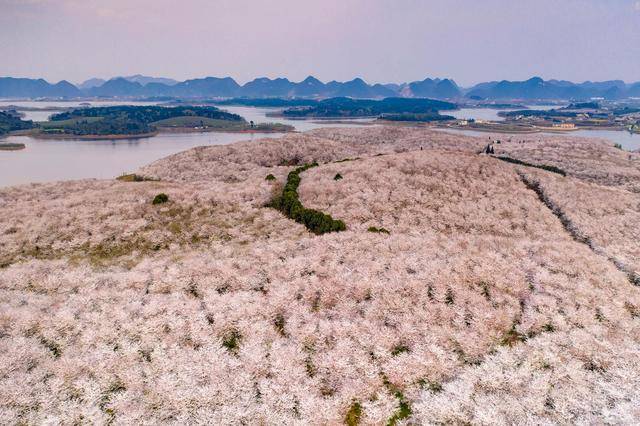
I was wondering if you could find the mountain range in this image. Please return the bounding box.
[1,75,639,101]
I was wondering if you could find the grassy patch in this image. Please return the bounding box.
[367,226,389,234]
[269,162,346,235]
[345,401,363,426]
[116,173,157,182]
[153,116,247,129]
[39,116,103,128]
[381,374,412,426]
[391,344,410,356]
[418,378,443,393]
[221,328,242,355]
[152,193,169,205]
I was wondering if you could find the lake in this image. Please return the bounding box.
[0,103,373,187]
[436,128,640,151]
[1,102,636,188]
[448,105,564,122]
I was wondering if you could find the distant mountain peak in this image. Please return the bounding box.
[2,75,639,101]
[301,76,322,85]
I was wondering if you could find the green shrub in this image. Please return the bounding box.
[152,193,169,204]
[222,328,242,355]
[614,143,623,149]
[345,401,362,426]
[334,173,343,180]
[367,226,390,234]
[391,344,410,356]
[265,174,276,181]
[117,173,157,182]
[269,162,346,235]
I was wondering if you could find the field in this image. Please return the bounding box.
[152,116,248,129]
[153,116,293,133]
[38,116,104,128]
[1,127,639,424]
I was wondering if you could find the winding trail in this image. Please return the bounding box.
[518,171,640,286]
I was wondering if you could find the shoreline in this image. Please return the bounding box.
[156,126,294,134]
[18,126,295,141]
[438,124,637,135]
[0,142,26,151]
[28,131,160,141]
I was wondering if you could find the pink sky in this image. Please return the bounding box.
[1,0,639,86]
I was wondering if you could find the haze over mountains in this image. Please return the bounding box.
[1,75,639,101]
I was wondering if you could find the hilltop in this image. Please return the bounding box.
[1,126,639,423]
[3,75,640,100]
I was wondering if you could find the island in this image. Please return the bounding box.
[30,105,293,139]
[0,110,35,137]
[278,97,457,121]
[0,142,26,151]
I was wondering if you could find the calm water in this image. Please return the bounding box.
[0,100,161,122]
[448,105,564,122]
[436,128,640,151]
[0,104,372,187]
[2,102,635,188]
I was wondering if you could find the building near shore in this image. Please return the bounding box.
[553,122,576,129]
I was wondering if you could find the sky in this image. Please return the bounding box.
[0,0,639,87]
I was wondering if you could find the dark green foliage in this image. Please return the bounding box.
[367,226,390,234]
[391,344,410,356]
[45,116,153,136]
[345,401,363,426]
[46,105,243,136]
[380,112,455,122]
[502,109,579,118]
[269,163,346,235]
[334,173,343,180]
[222,329,242,355]
[495,156,567,176]
[0,110,35,135]
[282,97,456,118]
[152,193,169,205]
[116,173,157,182]
[385,388,412,426]
[50,105,242,123]
[418,379,443,393]
[265,174,276,181]
[381,374,412,426]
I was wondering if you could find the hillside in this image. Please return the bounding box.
[0,111,35,135]
[1,127,639,424]
[280,97,457,118]
[5,75,640,100]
